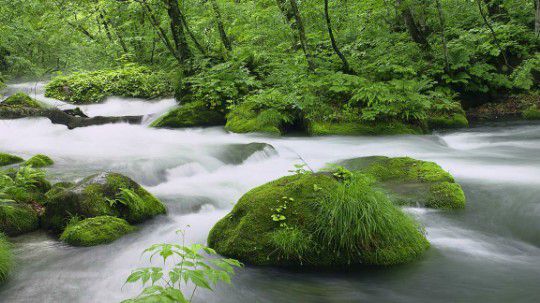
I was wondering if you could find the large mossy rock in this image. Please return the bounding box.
[225,103,291,135]
[0,153,24,167]
[150,101,225,128]
[0,202,39,236]
[427,113,469,130]
[523,105,540,120]
[307,121,423,136]
[44,172,166,232]
[0,233,12,284]
[24,154,54,168]
[60,216,136,247]
[208,173,429,267]
[339,156,466,209]
[1,92,46,109]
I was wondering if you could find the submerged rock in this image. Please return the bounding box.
[0,153,23,167]
[151,101,225,128]
[208,172,429,267]
[60,216,136,247]
[44,172,166,232]
[24,154,54,168]
[0,233,12,284]
[339,156,466,209]
[0,202,39,236]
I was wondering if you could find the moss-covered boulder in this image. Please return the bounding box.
[24,154,54,168]
[0,202,39,236]
[0,233,12,284]
[151,101,225,128]
[523,105,540,120]
[1,92,46,109]
[225,103,293,135]
[339,156,466,209]
[307,121,423,136]
[60,216,136,247]
[428,113,469,130]
[43,172,166,232]
[208,172,429,267]
[0,153,24,167]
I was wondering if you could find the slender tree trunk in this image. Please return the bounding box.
[99,11,129,54]
[276,0,300,48]
[435,0,450,72]
[396,0,429,48]
[163,0,192,63]
[476,0,511,69]
[178,11,208,56]
[139,1,180,63]
[288,0,315,71]
[209,0,232,51]
[535,0,540,37]
[324,0,352,74]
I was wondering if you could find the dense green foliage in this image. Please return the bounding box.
[0,233,12,284]
[60,216,136,246]
[0,0,537,133]
[209,170,430,267]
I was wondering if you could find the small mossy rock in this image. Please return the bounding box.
[43,172,166,232]
[0,202,39,236]
[0,153,24,167]
[339,156,465,209]
[24,154,54,168]
[1,92,46,109]
[208,173,429,267]
[428,113,469,130]
[307,121,423,136]
[523,105,540,120]
[151,101,225,128]
[0,233,12,284]
[60,216,136,247]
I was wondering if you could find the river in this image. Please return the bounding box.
[0,83,539,302]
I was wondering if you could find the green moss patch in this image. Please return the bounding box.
[428,113,469,130]
[151,101,225,128]
[24,154,54,168]
[523,105,540,120]
[0,233,12,284]
[1,92,46,109]
[339,156,465,209]
[44,172,166,232]
[0,202,39,236]
[60,216,136,247]
[225,104,284,135]
[307,121,423,136]
[0,153,24,167]
[208,172,429,267]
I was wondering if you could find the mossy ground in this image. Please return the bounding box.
[339,156,465,209]
[0,202,39,236]
[307,121,423,136]
[151,101,225,128]
[209,172,429,267]
[44,172,166,232]
[24,154,54,168]
[0,153,23,167]
[0,233,12,283]
[1,92,46,109]
[60,216,136,247]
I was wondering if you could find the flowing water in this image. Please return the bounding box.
[0,83,539,303]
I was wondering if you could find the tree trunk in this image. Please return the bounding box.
[209,0,232,51]
[396,0,429,48]
[288,0,315,71]
[476,0,511,69]
[435,0,450,72]
[163,0,192,63]
[536,0,540,36]
[324,0,352,74]
[276,0,300,48]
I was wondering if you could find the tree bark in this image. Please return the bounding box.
[396,0,429,48]
[288,0,315,71]
[535,0,540,37]
[163,0,192,63]
[324,0,352,74]
[476,0,511,69]
[209,0,232,51]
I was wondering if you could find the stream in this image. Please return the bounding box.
[0,83,539,303]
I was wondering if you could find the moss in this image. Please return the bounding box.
[24,154,54,168]
[308,121,423,136]
[339,156,465,209]
[1,92,46,109]
[523,105,540,120]
[208,172,429,267]
[427,182,466,209]
[43,172,166,232]
[428,113,469,130]
[0,202,39,236]
[60,216,136,246]
[150,101,225,128]
[0,153,24,167]
[0,233,12,284]
[225,103,288,135]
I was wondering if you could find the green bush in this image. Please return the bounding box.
[60,216,135,247]
[0,233,12,283]
[45,65,174,104]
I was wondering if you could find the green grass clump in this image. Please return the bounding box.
[0,153,24,167]
[307,121,423,136]
[1,92,46,109]
[427,182,466,209]
[209,172,429,267]
[523,105,540,120]
[60,216,136,246]
[150,101,225,128]
[24,154,54,168]
[44,65,173,104]
[0,202,39,236]
[0,233,13,283]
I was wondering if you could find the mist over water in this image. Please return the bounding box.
[1,83,539,302]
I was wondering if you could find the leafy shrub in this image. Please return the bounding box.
[0,233,12,283]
